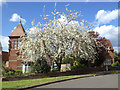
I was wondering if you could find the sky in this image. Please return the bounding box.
[0,1,120,53]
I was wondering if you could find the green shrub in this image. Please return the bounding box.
[32,58,50,74]
[62,55,75,66]
[51,68,58,72]
[73,60,79,67]
[8,71,14,76]
[14,70,23,76]
[111,61,120,67]
[72,60,87,70]
[4,69,15,76]
[71,60,79,70]
[2,62,8,76]
[3,67,23,77]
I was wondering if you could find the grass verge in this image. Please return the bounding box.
[2,74,95,89]
[111,70,120,74]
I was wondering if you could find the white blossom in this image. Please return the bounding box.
[18,4,104,70]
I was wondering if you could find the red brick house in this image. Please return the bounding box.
[89,31,114,66]
[105,39,114,64]
[6,23,27,71]
[99,39,114,66]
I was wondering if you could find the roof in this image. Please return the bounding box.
[106,39,114,50]
[2,51,8,53]
[98,39,114,50]
[9,23,26,37]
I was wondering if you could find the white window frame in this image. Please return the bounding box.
[14,40,17,49]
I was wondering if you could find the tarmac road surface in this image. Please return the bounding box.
[29,74,119,89]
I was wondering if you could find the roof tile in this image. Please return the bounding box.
[9,23,26,37]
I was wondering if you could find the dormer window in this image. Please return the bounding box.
[107,46,110,50]
[107,46,110,53]
[14,40,17,49]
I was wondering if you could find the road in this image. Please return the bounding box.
[29,74,119,89]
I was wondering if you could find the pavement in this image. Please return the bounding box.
[25,74,119,89]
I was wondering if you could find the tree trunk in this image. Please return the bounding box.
[58,63,61,71]
[42,40,52,66]
[55,59,62,72]
[57,53,65,71]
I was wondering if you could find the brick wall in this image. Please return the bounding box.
[8,37,23,70]
[2,51,9,63]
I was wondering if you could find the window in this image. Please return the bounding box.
[104,59,111,65]
[107,59,111,65]
[14,40,17,49]
[17,40,19,48]
[22,62,31,73]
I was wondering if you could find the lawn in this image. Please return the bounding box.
[2,74,95,89]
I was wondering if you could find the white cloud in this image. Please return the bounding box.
[58,15,67,25]
[28,27,39,35]
[29,27,38,32]
[0,35,9,51]
[58,15,81,27]
[113,47,120,53]
[10,13,26,25]
[94,25,118,38]
[93,25,118,50]
[96,9,118,24]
